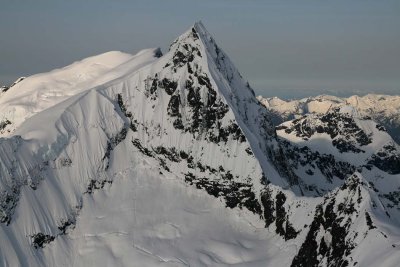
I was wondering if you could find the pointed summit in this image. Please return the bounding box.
[192,20,215,44]
[167,22,258,106]
[193,20,206,31]
[160,23,290,191]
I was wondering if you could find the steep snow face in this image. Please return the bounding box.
[0,23,399,267]
[258,94,400,144]
[0,50,158,137]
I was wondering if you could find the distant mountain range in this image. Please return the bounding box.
[258,94,400,144]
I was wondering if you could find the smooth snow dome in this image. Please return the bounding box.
[1,1,400,98]
[0,49,158,136]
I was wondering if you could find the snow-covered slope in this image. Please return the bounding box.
[0,50,158,136]
[0,77,25,99]
[0,22,399,267]
[258,94,400,144]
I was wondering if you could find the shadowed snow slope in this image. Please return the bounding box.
[0,23,399,267]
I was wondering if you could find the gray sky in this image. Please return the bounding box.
[1,0,399,99]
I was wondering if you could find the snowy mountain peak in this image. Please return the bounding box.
[170,22,256,102]
[0,23,399,266]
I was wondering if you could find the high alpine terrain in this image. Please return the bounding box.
[0,22,399,267]
[258,94,400,144]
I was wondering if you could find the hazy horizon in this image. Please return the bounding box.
[1,0,399,99]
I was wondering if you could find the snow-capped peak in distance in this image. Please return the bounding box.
[0,23,399,266]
